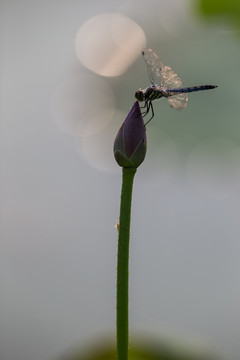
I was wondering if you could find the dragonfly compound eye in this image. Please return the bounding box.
[135,88,145,102]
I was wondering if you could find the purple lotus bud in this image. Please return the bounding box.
[114,101,147,168]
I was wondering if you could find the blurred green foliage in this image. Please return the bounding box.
[60,340,220,360]
[198,0,240,30]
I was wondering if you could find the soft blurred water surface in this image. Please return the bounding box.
[1,1,240,360]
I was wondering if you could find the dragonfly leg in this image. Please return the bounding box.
[140,101,148,115]
[140,102,147,109]
[141,101,151,117]
[144,101,154,125]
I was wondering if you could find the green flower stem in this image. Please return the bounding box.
[117,167,137,360]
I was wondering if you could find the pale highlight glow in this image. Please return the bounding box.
[51,73,115,136]
[75,13,146,77]
[187,138,240,199]
[75,109,125,173]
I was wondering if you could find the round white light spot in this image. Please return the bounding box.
[75,108,125,173]
[75,13,146,77]
[51,73,115,136]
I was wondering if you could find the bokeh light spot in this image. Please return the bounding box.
[75,13,146,77]
[75,108,125,173]
[51,73,115,136]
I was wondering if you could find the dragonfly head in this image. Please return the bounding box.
[135,88,145,102]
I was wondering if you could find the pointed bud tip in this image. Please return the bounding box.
[114,101,147,168]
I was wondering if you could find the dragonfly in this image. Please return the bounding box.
[135,49,217,124]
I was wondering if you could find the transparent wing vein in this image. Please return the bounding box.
[142,49,163,85]
[161,65,183,89]
[167,93,188,109]
[142,49,189,109]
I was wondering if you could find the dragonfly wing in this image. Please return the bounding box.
[161,65,183,89]
[167,93,188,110]
[142,49,163,85]
[142,50,189,109]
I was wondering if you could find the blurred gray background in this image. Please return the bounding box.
[1,1,240,359]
